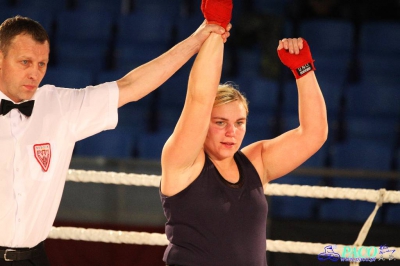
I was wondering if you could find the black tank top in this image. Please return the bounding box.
[160,151,268,266]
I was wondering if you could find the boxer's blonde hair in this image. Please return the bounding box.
[214,82,249,115]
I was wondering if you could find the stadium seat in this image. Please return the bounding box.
[344,116,399,146]
[358,21,400,83]
[359,54,398,79]
[246,77,279,113]
[243,111,276,145]
[175,14,205,42]
[116,11,174,46]
[0,7,55,34]
[155,74,187,130]
[345,80,400,118]
[318,138,392,223]
[330,139,393,171]
[299,19,354,61]
[359,21,400,57]
[270,175,324,220]
[54,10,114,71]
[55,42,109,72]
[113,43,167,72]
[74,125,137,159]
[41,67,95,89]
[252,0,287,15]
[397,149,400,171]
[236,48,263,78]
[74,0,125,16]
[319,199,381,223]
[132,0,182,17]
[282,73,344,117]
[95,69,153,131]
[384,204,400,225]
[55,10,114,44]
[136,129,172,160]
[267,139,329,220]
[15,0,68,13]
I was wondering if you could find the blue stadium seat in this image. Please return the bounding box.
[175,14,205,42]
[155,74,188,130]
[344,116,398,146]
[384,204,400,225]
[313,57,349,89]
[55,42,109,72]
[116,11,174,46]
[133,0,182,17]
[55,10,114,44]
[95,69,127,84]
[304,143,329,169]
[54,10,114,71]
[246,77,279,113]
[0,10,10,23]
[345,80,400,118]
[234,76,277,144]
[319,138,391,223]
[397,149,400,171]
[41,67,95,89]
[74,125,137,159]
[267,141,329,220]
[113,43,167,72]
[0,7,54,34]
[94,69,153,131]
[270,175,324,220]
[282,73,344,117]
[359,54,398,79]
[359,21,400,57]
[358,21,400,82]
[319,199,381,223]
[136,129,172,160]
[74,0,125,16]
[252,0,287,15]
[330,139,393,171]
[243,111,275,146]
[280,112,299,132]
[269,194,321,220]
[299,19,354,66]
[15,0,68,13]
[236,48,262,78]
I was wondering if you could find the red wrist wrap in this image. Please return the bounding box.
[278,39,316,79]
[201,0,232,29]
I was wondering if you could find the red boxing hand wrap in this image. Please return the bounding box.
[278,39,316,79]
[201,0,232,29]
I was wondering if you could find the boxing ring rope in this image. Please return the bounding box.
[48,169,400,263]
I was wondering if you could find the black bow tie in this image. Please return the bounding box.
[0,99,35,117]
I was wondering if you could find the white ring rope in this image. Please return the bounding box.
[48,227,400,260]
[58,169,400,263]
[67,169,400,203]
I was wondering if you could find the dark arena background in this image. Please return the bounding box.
[1,0,399,265]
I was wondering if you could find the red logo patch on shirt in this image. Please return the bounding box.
[33,143,51,172]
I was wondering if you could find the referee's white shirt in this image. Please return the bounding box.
[0,81,119,248]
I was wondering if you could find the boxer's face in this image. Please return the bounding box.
[204,100,247,160]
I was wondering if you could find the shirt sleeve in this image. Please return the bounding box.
[62,81,119,141]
